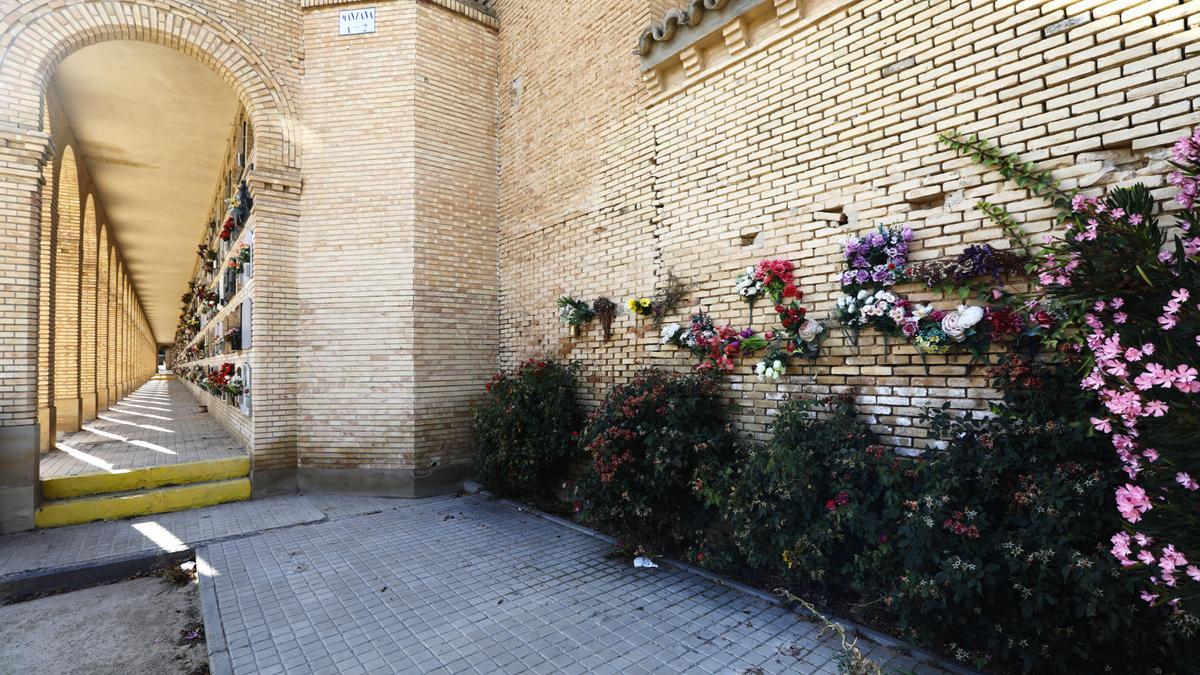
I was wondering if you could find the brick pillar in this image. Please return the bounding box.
[0,126,49,533]
[79,197,98,421]
[96,228,110,411]
[106,245,118,407]
[36,124,56,452]
[53,147,82,433]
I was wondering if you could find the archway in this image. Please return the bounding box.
[0,0,302,533]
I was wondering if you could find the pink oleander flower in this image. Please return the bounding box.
[1144,400,1169,417]
[1158,314,1178,331]
[1138,549,1157,565]
[1112,531,1132,558]
[1189,566,1200,582]
[1130,214,1144,225]
[1111,297,1125,309]
[1113,312,1128,324]
[1141,591,1160,604]
[1125,347,1143,362]
[1116,484,1153,523]
[1143,448,1159,462]
[1136,532,1154,547]
[1172,364,1198,385]
[1159,249,1176,264]
[1142,343,1156,355]
[1091,417,1113,433]
[1094,300,1108,312]
[1176,472,1199,490]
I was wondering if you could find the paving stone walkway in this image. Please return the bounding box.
[0,493,951,674]
[40,378,245,479]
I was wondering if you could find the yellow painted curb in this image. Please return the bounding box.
[42,457,250,499]
[35,478,250,529]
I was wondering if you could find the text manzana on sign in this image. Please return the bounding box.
[338,8,376,36]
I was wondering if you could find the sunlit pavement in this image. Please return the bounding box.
[0,494,952,674]
[41,379,245,479]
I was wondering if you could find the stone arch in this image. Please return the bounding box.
[0,0,300,171]
[53,144,82,433]
[0,1,303,524]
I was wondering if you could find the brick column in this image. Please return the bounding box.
[106,244,118,407]
[247,169,302,495]
[0,126,50,533]
[96,228,110,411]
[53,148,82,433]
[36,130,57,452]
[79,198,98,421]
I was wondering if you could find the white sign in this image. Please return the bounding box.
[339,8,375,36]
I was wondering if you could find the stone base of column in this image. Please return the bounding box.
[251,468,298,498]
[108,386,119,408]
[295,464,471,499]
[54,397,82,433]
[96,389,109,412]
[81,392,98,422]
[36,407,56,453]
[0,424,38,533]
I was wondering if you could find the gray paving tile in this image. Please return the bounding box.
[41,379,245,479]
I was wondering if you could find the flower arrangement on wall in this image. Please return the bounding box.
[219,215,236,241]
[592,298,618,340]
[557,296,595,335]
[626,272,688,329]
[228,244,251,274]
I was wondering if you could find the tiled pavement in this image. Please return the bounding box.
[40,379,245,479]
[1,493,949,674]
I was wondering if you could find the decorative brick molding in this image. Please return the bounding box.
[638,0,851,97]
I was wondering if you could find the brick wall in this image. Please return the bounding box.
[492,0,1200,450]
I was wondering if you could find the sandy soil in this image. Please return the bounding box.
[0,575,207,674]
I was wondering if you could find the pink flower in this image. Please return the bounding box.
[1143,448,1159,462]
[1176,472,1199,490]
[1158,314,1178,331]
[1172,364,1198,386]
[1113,312,1128,324]
[1111,297,1125,309]
[1143,343,1156,355]
[1138,549,1157,565]
[1116,484,1153,523]
[1188,566,1200,582]
[1091,417,1113,433]
[1125,347,1143,362]
[1144,400,1169,417]
[1173,288,1191,303]
[1141,591,1160,604]
[1094,301,1107,312]
[1111,532,1132,558]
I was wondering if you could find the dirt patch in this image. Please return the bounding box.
[0,575,208,674]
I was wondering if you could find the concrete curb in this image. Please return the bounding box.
[0,548,193,603]
[486,492,979,675]
[196,546,234,675]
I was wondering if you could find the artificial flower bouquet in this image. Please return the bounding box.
[839,225,913,294]
[557,296,595,333]
[626,296,655,318]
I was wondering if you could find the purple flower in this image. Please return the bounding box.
[901,227,914,242]
[852,255,868,269]
[871,267,891,283]
[868,232,885,247]
[855,270,870,283]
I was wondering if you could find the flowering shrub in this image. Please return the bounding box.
[573,369,738,553]
[945,127,1200,609]
[725,395,912,594]
[888,361,1191,673]
[472,359,583,505]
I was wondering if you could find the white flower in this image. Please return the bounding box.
[913,303,933,319]
[660,323,682,345]
[888,307,907,323]
[857,290,870,301]
[958,304,984,328]
[941,311,967,342]
[796,319,824,343]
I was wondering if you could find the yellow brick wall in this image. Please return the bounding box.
[492,0,1200,450]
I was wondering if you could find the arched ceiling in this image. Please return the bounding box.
[53,41,239,344]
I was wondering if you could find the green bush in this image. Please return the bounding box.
[888,359,1191,673]
[472,358,582,505]
[573,369,738,554]
[725,394,913,596]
